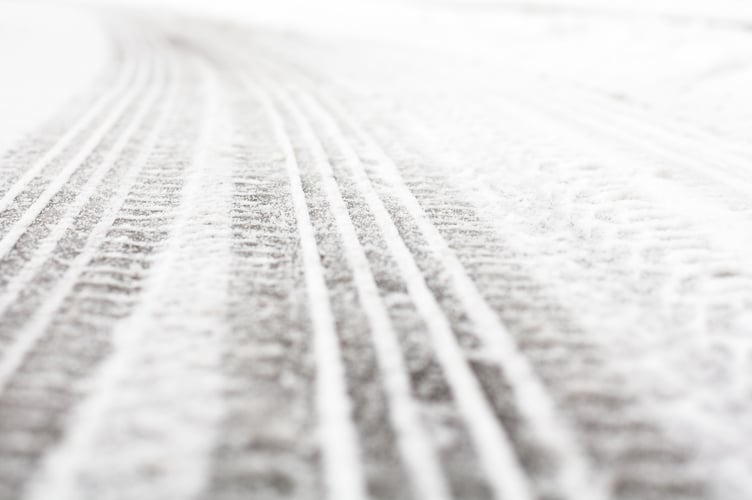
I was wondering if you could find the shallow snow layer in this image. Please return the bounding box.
[2,1,752,500]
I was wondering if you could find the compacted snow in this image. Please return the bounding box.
[1,1,752,499]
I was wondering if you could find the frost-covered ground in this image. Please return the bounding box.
[2,0,752,499]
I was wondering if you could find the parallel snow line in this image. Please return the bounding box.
[0,59,165,322]
[293,80,609,500]
[0,50,152,261]
[266,79,452,500]
[261,75,534,500]
[0,49,170,397]
[242,76,368,500]
[23,53,222,500]
[0,45,137,214]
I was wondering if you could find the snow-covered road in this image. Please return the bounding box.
[2,1,752,499]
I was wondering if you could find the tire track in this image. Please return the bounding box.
[260,74,453,500]
[267,79,412,500]
[275,79,494,499]
[0,41,174,500]
[243,58,541,500]
[199,38,491,499]
[0,49,164,391]
[24,52,230,500]
[17,48,182,500]
[202,75,318,500]
[247,52,608,500]
[0,29,139,218]
[0,51,163,338]
[244,73,369,500]
[0,42,150,262]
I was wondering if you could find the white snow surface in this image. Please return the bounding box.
[2,0,752,499]
[0,3,106,157]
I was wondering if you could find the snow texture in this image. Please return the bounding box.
[1,0,752,499]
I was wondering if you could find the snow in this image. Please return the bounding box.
[0,3,106,158]
[2,0,752,499]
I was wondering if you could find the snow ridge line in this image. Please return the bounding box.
[0,52,152,261]
[250,68,534,499]
[0,48,168,396]
[291,77,609,499]
[0,44,137,214]
[265,78,453,500]
[240,76,368,500]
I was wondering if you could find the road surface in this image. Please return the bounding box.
[2,1,752,499]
